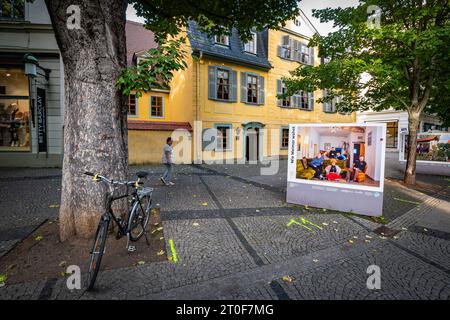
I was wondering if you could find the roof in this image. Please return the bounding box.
[187,21,272,71]
[128,120,192,132]
[125,20,157,66]
[417,136,439,142]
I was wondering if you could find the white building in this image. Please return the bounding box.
[0,0,63,167]
[357,109,448,153]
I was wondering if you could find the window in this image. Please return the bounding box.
[208,66,237,102]
[240,72,264,105]
[0,0,25,20]
[278,36,314,65]
[247,74,258,104]
[294,19,301,27]
[277,80,313,110]
[300,43,310,64]
[150,96,163,117]
[244,32,257,54]
[386,121,398,148]
[0,67,30,152]
[215,35,229,46]
[127,94,137,116]
[279,36,292,59]
[215,124,232,151]
[281,83,290,107]
[217,69,230,100]
[323,90,336,113]
[281,127,289,149]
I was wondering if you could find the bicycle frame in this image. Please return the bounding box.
[103,185,148,237]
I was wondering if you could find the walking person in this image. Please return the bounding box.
[160,137,175,186]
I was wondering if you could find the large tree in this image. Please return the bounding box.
[45,0,300,241]
[282,0,450,185]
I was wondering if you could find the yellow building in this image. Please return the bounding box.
[127,14,355,165]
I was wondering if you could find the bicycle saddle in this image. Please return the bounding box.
[136,171,149,178]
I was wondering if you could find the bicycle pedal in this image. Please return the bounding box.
[127,245,136,252]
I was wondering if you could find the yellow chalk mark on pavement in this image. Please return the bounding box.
[299,217,323,230]
[169,239,178,263]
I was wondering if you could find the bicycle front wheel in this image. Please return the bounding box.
[86,217,108,291]
[128,194,152,241]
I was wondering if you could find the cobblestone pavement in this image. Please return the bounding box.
[0,159,449,300]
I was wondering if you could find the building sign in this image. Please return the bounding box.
[36,88,47,153]
[287,123,387,217]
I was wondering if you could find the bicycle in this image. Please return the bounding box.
[83,171,153,291]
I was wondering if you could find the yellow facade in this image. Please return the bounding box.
[128,23,355,164]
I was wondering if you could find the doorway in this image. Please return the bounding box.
[245,127,259,162]
[243,122,264,163]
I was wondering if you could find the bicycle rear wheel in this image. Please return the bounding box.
[86,216,109,291]
[128,194,152,241]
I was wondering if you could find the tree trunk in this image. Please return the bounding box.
[404,109,420,185]
[45,0,128,240]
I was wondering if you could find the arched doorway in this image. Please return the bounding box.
[243,122,264,163]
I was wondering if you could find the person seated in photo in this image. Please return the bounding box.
[347,156,368,182]
[336,152,346,161]
[325,159,342,181]
[329,147,337,158]
[308,152,325,179]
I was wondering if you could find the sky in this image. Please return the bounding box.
[126,0,359,36]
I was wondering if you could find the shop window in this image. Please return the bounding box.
[150,96,163,117]
[0,67,30,151]
[386,121,398,148]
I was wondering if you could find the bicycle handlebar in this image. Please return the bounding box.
[83,171,144,187]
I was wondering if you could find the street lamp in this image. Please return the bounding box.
[23,53,51,81]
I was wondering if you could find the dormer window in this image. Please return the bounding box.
[215,35,229,46]
[244,32,257,54]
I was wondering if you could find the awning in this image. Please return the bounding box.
[128,120,192,132]
[417,136,438,142]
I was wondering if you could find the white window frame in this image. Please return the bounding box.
[244,32,257,54]
[214,35,229,46]
[150,95,164,118]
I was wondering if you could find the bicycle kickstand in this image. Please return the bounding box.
[126,234,136,252]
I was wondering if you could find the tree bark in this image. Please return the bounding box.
[45,0,128,240]
[404,109,420,185]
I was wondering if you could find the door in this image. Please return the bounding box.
[245,127,259,162]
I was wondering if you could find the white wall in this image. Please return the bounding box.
[26,0,52,24]
[364,127,382,181]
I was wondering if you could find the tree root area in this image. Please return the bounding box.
[0,208,166,285]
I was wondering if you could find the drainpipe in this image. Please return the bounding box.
[195,51,203,163]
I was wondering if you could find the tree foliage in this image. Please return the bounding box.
[118,0,301,94]
[282,0,450,121]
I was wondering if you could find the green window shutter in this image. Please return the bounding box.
[208,66,217,100]
[202,128,216,151]
[277,45,282,58]
[277,79,282,107]
[230,70,238,102]
[258,76,265,105]
[309,92,314,110]
[240,72,248,103]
